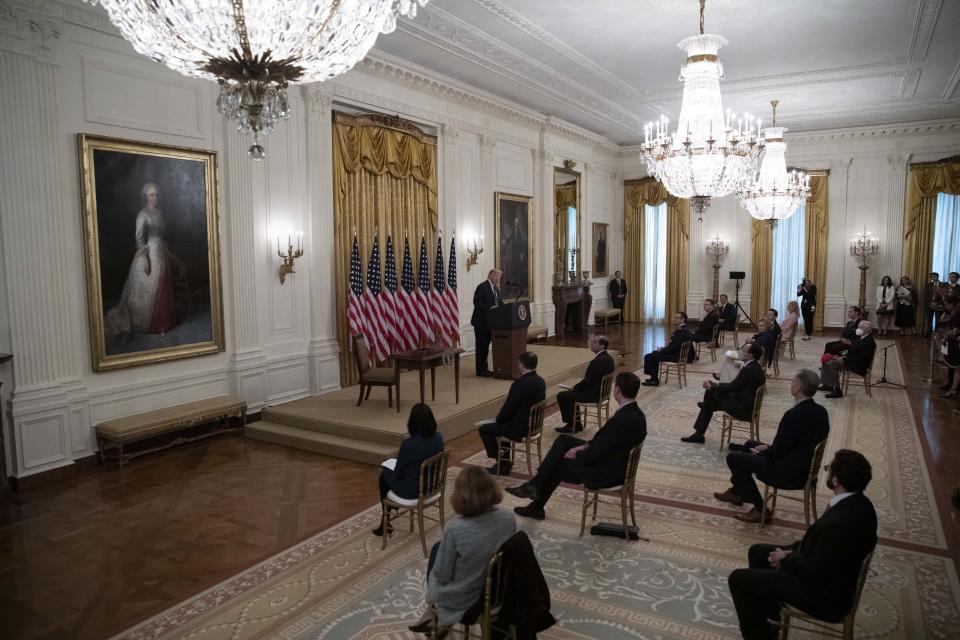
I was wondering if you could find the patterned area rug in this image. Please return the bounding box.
[114,338,960,640]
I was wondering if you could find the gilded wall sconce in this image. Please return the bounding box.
[278,231,304,285]
[465,235,484,272]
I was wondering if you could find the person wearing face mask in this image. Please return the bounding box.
[820,321,877,399]
[714,369,829,523]
[681,344,765,444]
[728,449,877,640]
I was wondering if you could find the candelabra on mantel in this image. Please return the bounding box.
[849,229,879,318]
[705,234,729,301]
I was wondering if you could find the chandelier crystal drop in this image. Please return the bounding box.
[737,100,811,227]
[85,0,430,160]
[639,0,763,221]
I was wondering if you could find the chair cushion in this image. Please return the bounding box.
[591,484,624,492]
[387,490,442,507]
[363,367,395,383]
[595,309,621,318]
[95,395,245,441]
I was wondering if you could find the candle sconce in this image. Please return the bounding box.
[465,236,484,272]
[278,231,304,285]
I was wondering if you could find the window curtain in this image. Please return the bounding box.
[932,192,960,277]
[771,204,806,318]
[643,203,668,321]
[750,220,773,325]
[623,178,689,323]
[803,172,829,332]
[332,111,438,385]
[555,184,577,274]
[903,156,960,327]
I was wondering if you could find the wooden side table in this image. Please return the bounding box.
[391,348,463,412]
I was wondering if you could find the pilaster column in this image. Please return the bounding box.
[688,205,705,318]
[441,123,465,331]
[825,157,852,326]
[536,142,556,331]
[884,154,909,281]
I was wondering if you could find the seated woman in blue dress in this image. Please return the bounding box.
[373,403,444,536]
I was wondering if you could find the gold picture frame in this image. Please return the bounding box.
[494,192,534,301]
[77,134,225,371]
[592,222,609,277]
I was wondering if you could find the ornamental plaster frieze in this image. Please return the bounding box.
[0,1,60,62]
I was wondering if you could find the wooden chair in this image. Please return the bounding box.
[777,551,874,640]
[352,334,397,407]
[759,439,828,529]
[574,372,616,432]
[382,450,449,557]
[842,366,873,397]
[433,551,516,640]
[719,385,766,451]
[579,443,644,540]
[695,324,721,363]
[781,334,796,360]
[659,341,693,388]
[496,399,547,476]
[770,335,782,377]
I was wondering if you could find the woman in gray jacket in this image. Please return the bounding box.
[409,464,517,635]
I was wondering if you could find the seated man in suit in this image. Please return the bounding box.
[766,308,782,340]
[507,372,646,520]
[714,369,830,523]
[692,298,720,345]
[820,321,876,399]
[478,351,546,475]
[823,305,862,356]
[717,319,775,381]
[682,344,765,443]
[728,449,878,640]
[717,294,738,331]
[556,334,616,434]
[641,312,694,387]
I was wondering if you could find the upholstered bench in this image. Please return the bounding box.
[95,395,247,468]
[594,308,622,330]
[527,325,549,342]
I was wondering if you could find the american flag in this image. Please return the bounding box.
[363,234,389,363]
[397,236,421,350]
[445,235,459,345]
[347,234,364,338]
[432,235,449,345]
[416,236,435,343]
[382,235,400,355]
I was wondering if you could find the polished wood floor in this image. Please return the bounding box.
[0,323,956,639]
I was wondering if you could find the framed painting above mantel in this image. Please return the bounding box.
[494,192,533,301]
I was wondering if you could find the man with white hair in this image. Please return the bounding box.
[820,321,877,398]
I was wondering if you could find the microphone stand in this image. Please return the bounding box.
[873,341,905,389]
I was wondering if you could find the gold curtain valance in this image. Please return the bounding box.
[555,184,577,211]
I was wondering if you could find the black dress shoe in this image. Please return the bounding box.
[727,442,747,452]
[408,619,434,633]
[506,483,537,499]
[817,384,831,392]
[555,423,583,434]
[681,433,706,443]
[697,401,704,409]
[371,523,394,537]
[478,370,494,378]
[486,463,512,475]
[825,389,843,398]
[641,379,659,387]
[514,504,546,520]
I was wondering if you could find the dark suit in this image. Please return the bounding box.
[728,492,878,640]
[770,320,782,340]
[752,329,778,367]
[557,350,616,429]
[479,371,546,462]
[726,398,830,509]
[925,281,942,335]
[609,278,627,312]
[529,402,646,507]
[471,280,501,375]
[718,302,737,329]
[824,318,861,355]
[380,432,444,501]
[798,284,817,336]
[692,360,766,434]
[692,309,720,343]
[643,324,693,381]
[821,334,876,389]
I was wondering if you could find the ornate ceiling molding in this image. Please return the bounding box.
[907,0,943,62]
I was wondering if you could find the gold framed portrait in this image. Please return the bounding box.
[592,222,609,277]
[494,192,534,301]
[77,134,225,371]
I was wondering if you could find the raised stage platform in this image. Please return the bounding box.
[245,344,595,465]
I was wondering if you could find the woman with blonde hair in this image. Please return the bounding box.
[781,300,801,341]
[409,464,517,635]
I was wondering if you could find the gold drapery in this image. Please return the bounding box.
[554,183,578,274]
[623,178,690,323]
[903,156,960,325]
[750,220,773,324]
[332,111,439,386]
[803,172,829,332]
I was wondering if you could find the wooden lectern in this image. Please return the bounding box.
[489,301,532,379]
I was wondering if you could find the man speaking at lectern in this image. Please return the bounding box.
[472,269,502,377]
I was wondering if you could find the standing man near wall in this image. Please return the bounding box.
[609,271,627,319]
[471,269,502,378]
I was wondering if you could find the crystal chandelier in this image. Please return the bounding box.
[639,0,763,221]
[85,1,429,160]
[737,100,810,227]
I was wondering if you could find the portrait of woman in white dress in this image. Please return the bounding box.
[106,183,178,341]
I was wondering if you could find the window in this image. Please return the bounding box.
[770,204,806,324]
[643,203,668,322]
[932,192,960,277]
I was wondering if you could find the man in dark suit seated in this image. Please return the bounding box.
[820,321,876,399]
[717,294,737,331]
[681,344,765,444]
[478,351,546,475]
[692,298,720,345]
[471,269,502,377]
[749,318,778,368]
[728,449,878,640]
[556,334,616,434]
[641,312,694,386]
[766,308,782,340]
[507,372,646,520]
[823,306,861,356]
[714,369,830,523]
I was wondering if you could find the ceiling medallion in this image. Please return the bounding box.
[86,0,430,160]
[737,100,811,228]
[639,0,763,221]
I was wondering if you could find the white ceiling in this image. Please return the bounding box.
[373,0,960,144]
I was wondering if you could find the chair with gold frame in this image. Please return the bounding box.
[573,372,616,433]
[496,399,547,476]
[432,549,516,640]
[659,341,693,388]
[841,365,873,397]
[579,443,644,540]
[719,385,766,451]
[759,439,828,529]
[695,324,721,364]
[382,450,449,558]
